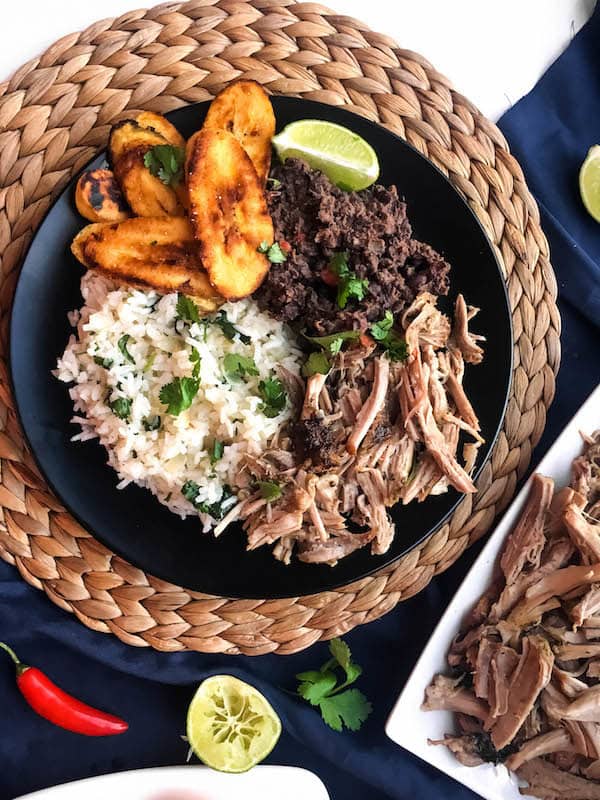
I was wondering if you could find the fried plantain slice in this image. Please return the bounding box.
[203,80,275,185]
[186,128,274,300]
[135,111,186,149]
[75,169,130,223]
[109,120,185,217]
[71,217,221,310]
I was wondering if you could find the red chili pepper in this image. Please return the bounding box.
[0,641,128,736]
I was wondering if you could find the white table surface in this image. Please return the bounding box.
[1,0,596,122]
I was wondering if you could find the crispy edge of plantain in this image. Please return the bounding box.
[135,111,185,149]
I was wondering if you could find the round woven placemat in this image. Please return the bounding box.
[0,0,560,655]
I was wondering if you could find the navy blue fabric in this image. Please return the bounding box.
[2,7,600,798]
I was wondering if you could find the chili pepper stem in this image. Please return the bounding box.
[0,641,29,676]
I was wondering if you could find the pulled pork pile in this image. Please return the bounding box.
[218,291,484,565]
[423,430,600,799]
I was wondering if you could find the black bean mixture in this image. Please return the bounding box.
[256,158,450,335]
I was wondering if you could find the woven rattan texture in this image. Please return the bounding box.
[0,0,560,655]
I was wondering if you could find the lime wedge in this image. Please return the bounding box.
[272,119,379,191]
[579,145,600,222]
[186,675,281,773]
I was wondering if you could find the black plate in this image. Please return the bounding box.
[10,98,512,598]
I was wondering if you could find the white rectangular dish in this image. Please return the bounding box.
[385,382,600,800]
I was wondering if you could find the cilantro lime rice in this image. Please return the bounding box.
[55,272,303,527]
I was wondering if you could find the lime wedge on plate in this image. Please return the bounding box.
[272,119,379,191]
[579,145,600,222]
[186,675,281,773]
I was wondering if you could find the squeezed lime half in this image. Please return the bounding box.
[272,119,379,191]
[579,145,600,222]
[186,675,281,773]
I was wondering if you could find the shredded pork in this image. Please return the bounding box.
[424,430,600,799]
[237,293,484,565]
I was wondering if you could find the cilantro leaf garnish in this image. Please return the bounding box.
[295,637,372,732]
[223,353,259,382]
[257,480,282,501]
[369,311,408,362]
[118,334,135,365]
[305,330,360,356]
[258,376,287,418]
[176,294,200,325]
[319,689,372,732]
[302,351,331,377]
[143,414,161,431]
[257,241,288,264]
[189,347,201,380]
[327,252,369,309]
[181,480,200,504]
[143,144,185,187]
[143,351,156,374]
[181,481,236,520]
[159,376,199,415]
[109,397,132,420]
[210,440,224,465]
[94,356,113,369]
[213,311,251,345]
[370,310,394,341]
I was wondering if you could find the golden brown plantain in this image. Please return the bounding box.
[109,120,185,217]
[109,120,168,163]
[187,129,274,300]
[75,169,129,223]
[135,111,185,149]
[203,81,275,185]
[71,217,221,310]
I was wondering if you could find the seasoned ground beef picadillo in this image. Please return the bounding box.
[257,158,450,335]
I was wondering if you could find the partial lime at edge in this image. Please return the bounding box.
[186,675,281,773]
[272,119,380,191]
[579,145,600,223]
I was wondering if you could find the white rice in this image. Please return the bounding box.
[55,272,303,526]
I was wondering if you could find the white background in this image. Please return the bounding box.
[0,0,596,121]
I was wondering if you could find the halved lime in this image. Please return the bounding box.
[272,119,379,191]
[186,675,281,773]
[579,145,600,222]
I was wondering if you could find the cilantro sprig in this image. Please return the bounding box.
[258,376,287,418]
[223,353,259,382]
[118,334,135,365]
[213,311,251,345]
[302,350,331,377]
[257,480,282,501]
[181,481,236,520]
[159,376,199,415]
[176,294,201,325]
[370,311,408,362]
[109,397,132,420]
[328,252,369,309]
[210,440,224,465]
[257,241,288,264]
[143,144,185,187]
[295,638,372,732]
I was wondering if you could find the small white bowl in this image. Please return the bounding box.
[385,383,600,800]
[15,765,330,800]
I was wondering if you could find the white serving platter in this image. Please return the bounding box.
[386,383,600,800]
[15,765,330,800]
